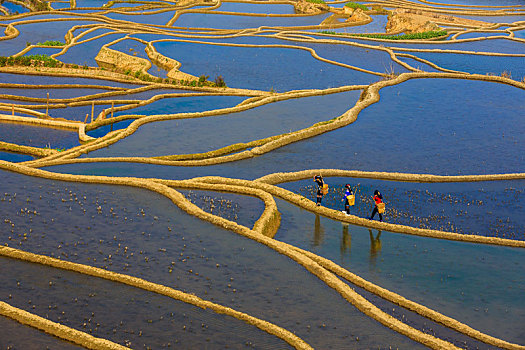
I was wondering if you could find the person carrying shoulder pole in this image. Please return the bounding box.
[313,175,327,206]
[341,184,354,216]
[369,190,385,222]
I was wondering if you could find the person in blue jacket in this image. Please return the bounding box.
[341,184,354,215]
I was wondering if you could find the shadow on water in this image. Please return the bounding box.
[276,198,525,345]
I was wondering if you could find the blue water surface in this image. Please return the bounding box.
[274,198,525,344]
[153,40,380,91]
[0,168,424,349]
[87,90,362,157]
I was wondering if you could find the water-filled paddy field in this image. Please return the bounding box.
[1,0,524,349]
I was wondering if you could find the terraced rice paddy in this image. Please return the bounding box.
[0,0,524,348]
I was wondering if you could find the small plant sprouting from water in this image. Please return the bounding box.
[214,75,226,87]
[383,63,398,80]
[501,71,512,79]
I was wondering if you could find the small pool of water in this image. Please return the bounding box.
[2,1,30,14]
[0,122,80,149]
[0,150,34,162]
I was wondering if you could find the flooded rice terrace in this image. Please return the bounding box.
[0,0,524,348]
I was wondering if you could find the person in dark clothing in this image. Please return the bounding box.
[369,190,384,222]
[314,175,324,206]
[341,184,354,215]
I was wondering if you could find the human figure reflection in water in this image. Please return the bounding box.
[369,229,382,267]
[312,214,325,247]
[340,224,351,258]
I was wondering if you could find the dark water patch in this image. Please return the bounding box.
[98,88,196,101]
[50,0,73,10]
[63,78,524,177]
[203,77,524,177]
[33,104,126,122]
[22,46,65,56]
[404,51,525,78]
[75,0,111,7]
[178,189,265,229]
[0,20,96,56]
[274,198,525,344]
[0,169,425,349]
[86,118,133,138]
[0,122,80,148]
[289,39,410,75]
[71,27,117,41]
[88,90,360,157]
[391,37,525,54]
[58,32,127,66]
[173,12,331,30]
[0,257,293,349]
[0,72,141,89]
[2,1,29,14]
[281,177,525,241]
[104,10,178,25]
[454,31,511,40]
[0,87,112,99]
[154,40,379,91]
[0,13,87,23]
[217,1,294,14]
[0,313,83,349]
[0,98,41,105]
[395,55,442,72]
[514,29,525,39]
[108,1,160,8]
[0,150,34,162]
[109,94,245,117]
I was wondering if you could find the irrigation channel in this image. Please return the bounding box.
[0,0,524,348]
